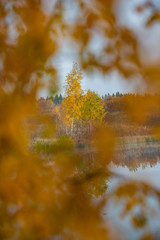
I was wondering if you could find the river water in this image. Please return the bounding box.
[105,160,160,240]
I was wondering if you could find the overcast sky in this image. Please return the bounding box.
[40,0,160,97]
[52,50,146,96]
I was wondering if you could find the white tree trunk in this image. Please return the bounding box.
[70,118,74,136]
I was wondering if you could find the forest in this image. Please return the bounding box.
[36,63,160,140]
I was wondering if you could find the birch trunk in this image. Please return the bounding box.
[70,118,74,136]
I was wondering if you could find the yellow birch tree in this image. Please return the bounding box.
[81,90,105,134]
[61,63,84,135]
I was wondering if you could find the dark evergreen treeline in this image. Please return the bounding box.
[102,92,123,100]
[42,92,160,105]
[41,92,160,105]
[46,94,63,104]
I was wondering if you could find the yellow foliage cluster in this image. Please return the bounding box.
[61,63,105,135]
[61,63,84,132]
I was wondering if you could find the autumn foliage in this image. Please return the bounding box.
[61,63,105,136]
[1,0,160,240]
